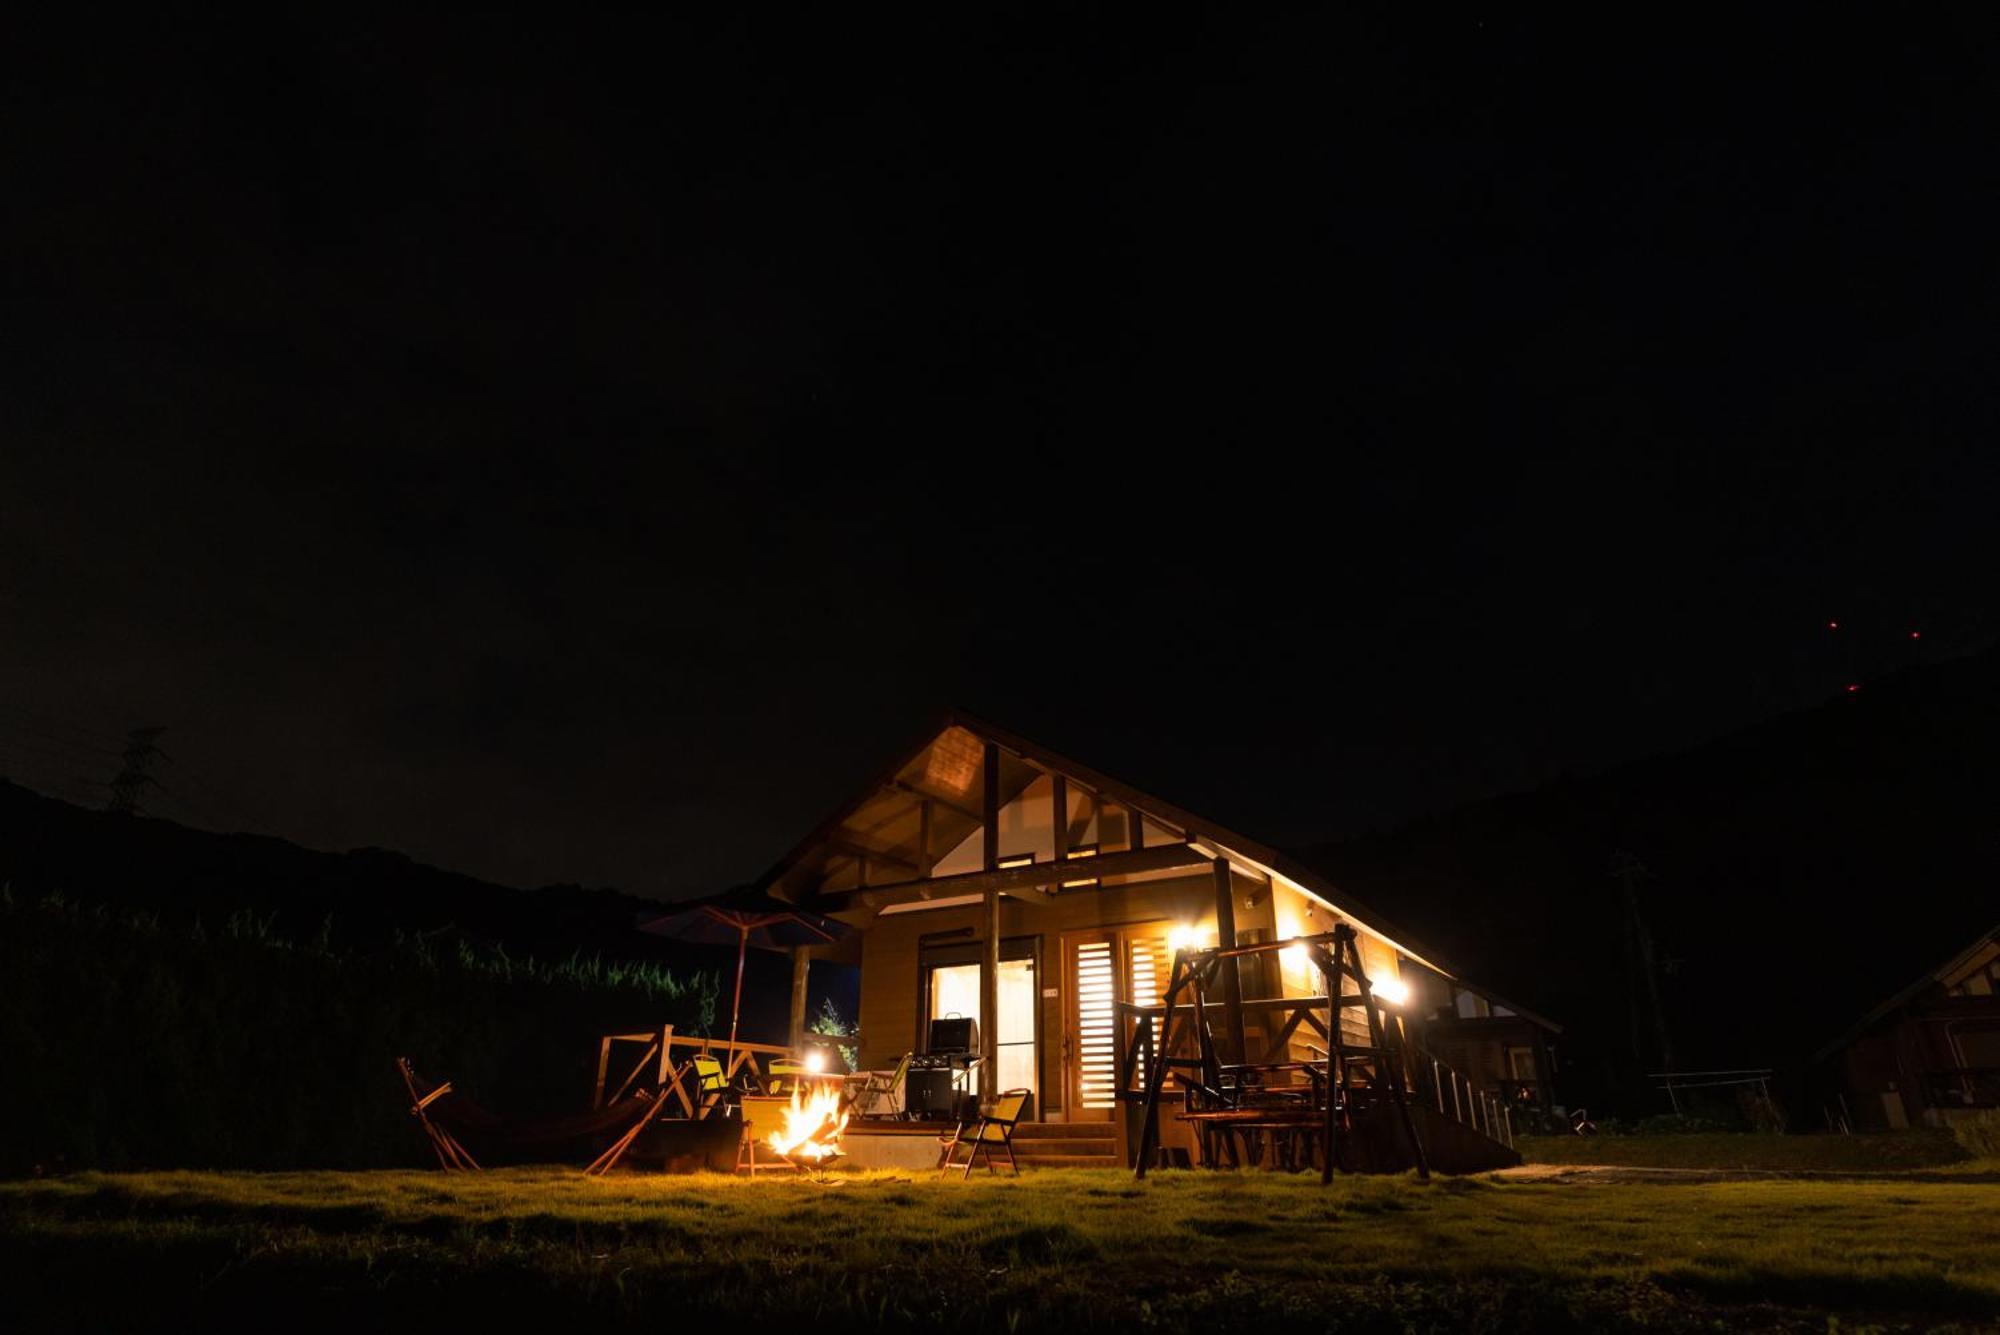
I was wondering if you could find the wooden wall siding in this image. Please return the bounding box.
[1264,878,1405,1053]
[854,874,1215,1078]
[854,866,1287,1110]
[852,865,1430,1077]
[924,771,1163,880]
[1403,959,1455,1019]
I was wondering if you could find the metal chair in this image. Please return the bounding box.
[938,1088,1030,1178]
[761,1060,808,1097]
[846,1051,913,1119]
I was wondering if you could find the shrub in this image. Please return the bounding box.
[813,997,859,1070]
[1951,1109,2000,1160]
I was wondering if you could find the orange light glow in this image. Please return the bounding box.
[765,1083,848,1162]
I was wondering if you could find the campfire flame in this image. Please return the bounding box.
[766,1083,849,1163]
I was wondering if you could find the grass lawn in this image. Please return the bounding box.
[3,1166,1997,1332]
[1518,1129,1976,1172]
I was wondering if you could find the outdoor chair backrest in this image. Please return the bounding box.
[986,1088,1029,1130]
[693,1055,728,1095]
[887,1050,913,1087]
[738,1094,788,1142]
[965,1088,1030,1144]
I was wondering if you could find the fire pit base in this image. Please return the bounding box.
[781,1149,847,1183]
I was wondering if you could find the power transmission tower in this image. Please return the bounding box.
[1610,851,1675,1072]
[105,726,168,815]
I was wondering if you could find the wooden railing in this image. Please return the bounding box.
[1921,1066,2000,1110]
[1407,1047,1514,1148]
[592,1026,858,1117]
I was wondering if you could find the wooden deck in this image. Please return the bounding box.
[844,1119,1118,1168]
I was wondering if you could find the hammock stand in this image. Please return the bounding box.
[397,1057,657,1172]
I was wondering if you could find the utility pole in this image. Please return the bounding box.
[105,727,167,815]
[1610,851,1675,1072]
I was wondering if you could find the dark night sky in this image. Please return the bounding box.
[3,13,1996,897]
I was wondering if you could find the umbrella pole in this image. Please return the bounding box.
[725,926,748,1077]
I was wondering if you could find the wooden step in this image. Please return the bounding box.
[1010,1121,1118,1138]
[1009,1138,1115,1156]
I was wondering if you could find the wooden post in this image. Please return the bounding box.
[1320,944,1340,1182]
[788,945,811,1053]
[917,798,934,877]
[983,742,1000,869]
[1135,954,1195,1178]
[1051,773,1068,863]
[981,742,1001,1101]
[1353,931,1429,1180]
[1212,858,1245,1066]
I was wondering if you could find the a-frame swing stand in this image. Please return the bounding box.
[1133,923,1430,1182]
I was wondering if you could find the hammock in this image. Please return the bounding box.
[398,1057,657,1169]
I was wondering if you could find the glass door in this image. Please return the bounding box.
[925,956,1038,1102]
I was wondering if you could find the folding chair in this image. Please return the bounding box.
[762,1060,808,1097]
[938,1088,1029,1178]
[736,1095,792,1175]
[691,1055,732,1117]
[846,1051,912,1119]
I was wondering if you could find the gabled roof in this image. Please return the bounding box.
[1816,921,2000,1062]
[758,709,1562,1032]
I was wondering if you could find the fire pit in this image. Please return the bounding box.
[765,1082,850,1182]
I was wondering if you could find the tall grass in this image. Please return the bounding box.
[4,1167,1998,1331]
[0,890,715,1175]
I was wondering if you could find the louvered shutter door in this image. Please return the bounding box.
[1072,939,1118,1112]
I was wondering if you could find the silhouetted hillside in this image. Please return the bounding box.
[0,784,838,1044]
[0,782,648,953]
[1299,643,2000,1110]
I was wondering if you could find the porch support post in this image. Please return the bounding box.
[1212,857,1246,1065]
[1051,773,1068,863]
[980,741,1001,1101]
[788,945,811,1053]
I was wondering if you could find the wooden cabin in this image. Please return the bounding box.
[761,714,1556,1168]
[1818,924,2000,1131]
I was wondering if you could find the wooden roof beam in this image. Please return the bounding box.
[885,777,985,824]
[815,841,1209,907]
[821,837,920,871]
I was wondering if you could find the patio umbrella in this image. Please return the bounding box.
[637,886,851,1069]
